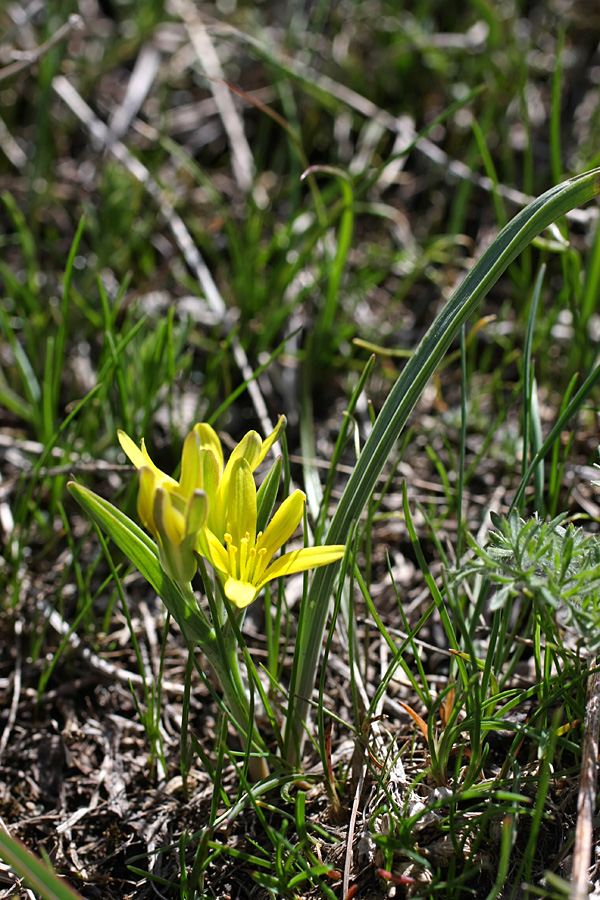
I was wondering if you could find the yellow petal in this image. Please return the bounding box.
[199,448,223,534]
[257,545,346,588]
[203,528,230,574]
[224,430,263,480]
[223,416,286,477]
[153,485,184,546]
[153,486,197,583]
[118,429,146,469]
[180,431,201,498]
[225,458,257,548]
[186,489,208,537]
[255,415,286,468]
[194,423,224,472]
[258,490,306,563]
[199,447,220,495]
[118,430,177,486]
[137,466,158,534]
[224,577,258,609]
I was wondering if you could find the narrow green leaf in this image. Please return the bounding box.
[520,263,545,513]
[0,831,84,900]
[52,217,86,427]
[305,165,354,336]
[67,481,214,645]
[0,379,33,421]
[256,457,282,535]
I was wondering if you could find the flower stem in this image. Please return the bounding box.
[190,566,270,781]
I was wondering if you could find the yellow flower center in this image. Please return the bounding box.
[224,531,268,584]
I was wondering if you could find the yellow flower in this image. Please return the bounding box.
[202,457,345,609]
[117,417,286,582]
[117,430,208,583]
[191,416,285,541]
[117,430,177,489]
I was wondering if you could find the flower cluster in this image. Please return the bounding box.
[118,419,345,608]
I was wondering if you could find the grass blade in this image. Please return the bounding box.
[0,831,84,900]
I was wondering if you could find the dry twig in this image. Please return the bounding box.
[173,0,254,193]
[571,662,600,900]
[0,620,21,764]
[0,13,83,84]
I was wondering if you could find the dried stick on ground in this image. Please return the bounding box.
[0,620,21,764]
[0,13,83,83]
[173,0,254,193]
[571,661,600,900]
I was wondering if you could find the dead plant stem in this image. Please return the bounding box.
[571,658,600,900]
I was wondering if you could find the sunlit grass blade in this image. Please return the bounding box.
[207,329,300,426]
[0,300,41,428]
[520,263,545,514]
[0,376,33,422]
[317,539,354,810]
[315,353,375,542]
[471,117,507,228]
[302,165,354,342]
[580,216,600,357]
[529,376,544,513]
[48,217,85,438]
[1,192,40,310]
[507,710,561,900]
[299,370,324,522]
[0,830,84,900]
[511,354,600,512]
[550,29,565,186]
[12,383,103,545]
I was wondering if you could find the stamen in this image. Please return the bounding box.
[224,532,238,576]
[255,546,269,581]
[246,544,258,580]
[240,534,249,579]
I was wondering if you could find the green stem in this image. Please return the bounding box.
[211,637,270,781]
[184,574,270,781]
